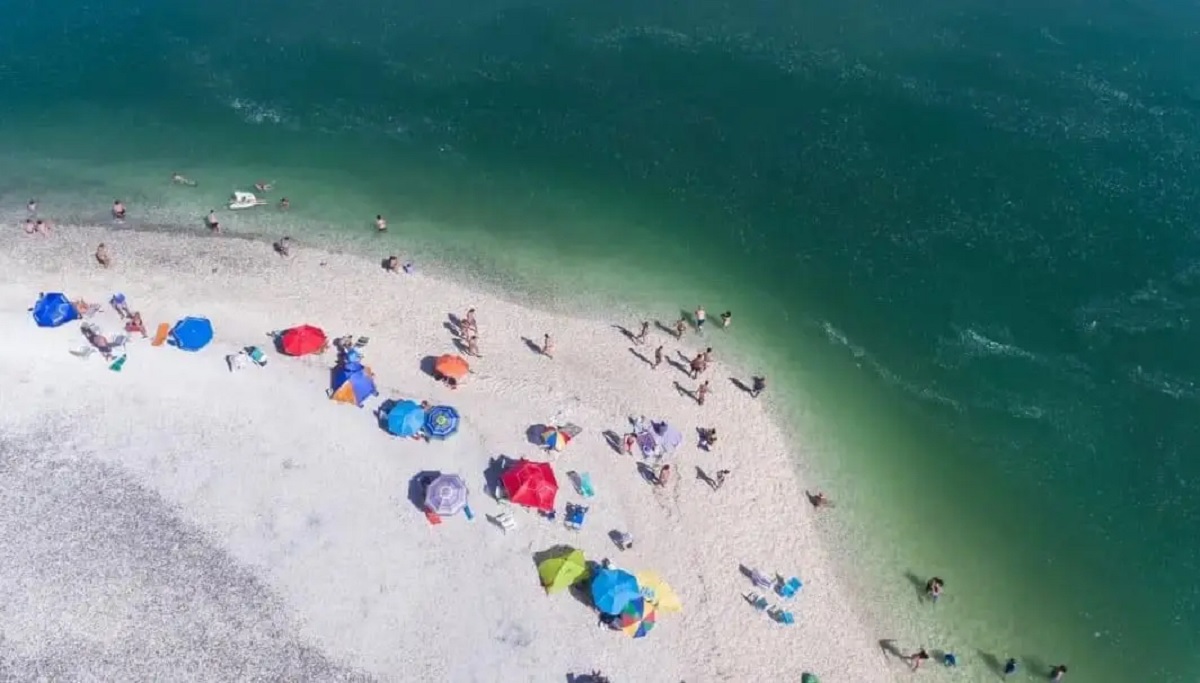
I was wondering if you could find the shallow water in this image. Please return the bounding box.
[4,0,1200,679]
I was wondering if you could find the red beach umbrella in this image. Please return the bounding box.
[500,459,559,512]
[279,324,328,356]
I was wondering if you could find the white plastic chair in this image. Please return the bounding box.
[493,511,517,534]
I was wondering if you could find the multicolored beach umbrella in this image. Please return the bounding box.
[615,597,657,638]
[635,571,682,613]
[541,427,571,451]
[424,473,468,516]
[424,405,460,440]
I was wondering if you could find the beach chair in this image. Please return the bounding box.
[777,577,803,599]
[564,504,588,531]
[769,607,796,625]
[245,346,268,366]
[354,336,370,348]
[578,472,595,498]
[492,511,517,534]
[743,592,769,611]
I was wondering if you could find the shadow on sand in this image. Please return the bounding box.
[520,336,544,355]
[904,571,928,602]
[406,471,440,512]
[730,376,752,394]
[627,347,652,367]
[601,430,624,454]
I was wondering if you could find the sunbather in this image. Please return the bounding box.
[125,311,147,337]
[82,325,114,359]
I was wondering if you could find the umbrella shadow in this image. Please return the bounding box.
[611,324,637,343]
[526,424,548,446]
[607,529,627,550]
[533,544,579,570]
[601,430,624,454]
[696,466,717,490]
[483,455,514,497]
[419,355,439,379]
[976,650,1006,678]
[730,376,753,394]
[903,571,928,602]
[520,336,544,356]
[407,470,440,512]
[376,399,397,432]
[627,347,653,367]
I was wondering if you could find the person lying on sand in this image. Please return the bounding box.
[125,311,147,337]
[82,325,114,360]
[95,243,112,268]
[171,172,197,186]
[656,464,672,486]
[72,299,100,318]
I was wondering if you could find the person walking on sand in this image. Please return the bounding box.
[702,346,714,367]
[750,375,766,398]
[171,172,197,186]
[697,379,710,405]
[541,333,554,358]
[689,353,704,379]
[720,310,732,328]
[907,648,930,672]
[462,308,477,336]
[375,214,387,232]
[633,321,649,344]
[1049,664,1068,681]
[694,306,707,333]
[652,345,663,369]
[714,468,730,490]
[925,577,944,603]
[112,200,126,220]
[205,210,221,233]
[674,317,686,339]
[95,243,112,268]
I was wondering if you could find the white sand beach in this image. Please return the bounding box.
[0,222,898,682]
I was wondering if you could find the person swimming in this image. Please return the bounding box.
[171,172,197,186]
[254,180,274,193]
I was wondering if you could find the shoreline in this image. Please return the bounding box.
[0,220,900,681]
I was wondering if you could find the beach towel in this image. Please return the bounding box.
[109,355,127,372]
[151,323,169,346]
[424,509,443,525]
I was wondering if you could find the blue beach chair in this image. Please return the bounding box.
[770,607,795,625]
[777,576,802,598]
[564,503,588,530]
[743,592,769,611]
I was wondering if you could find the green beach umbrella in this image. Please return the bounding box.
[801,674,819,683]
[537,548,589,594]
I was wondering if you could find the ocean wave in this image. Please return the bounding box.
[820,321,962,411]
[227,98,288,126]
[1128,366,1200,400]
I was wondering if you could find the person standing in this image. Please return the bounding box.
[375,214,387,231]
[615,530,633,550]
[674,317,687,339]
[689,354,704,379]
[205,210,221,233]
[652,345,663,369]
[112,200,126,220]
[657,464,672,487]
[907,648,930,671]
[1050,664,1068,681]
[720,311,732,328]
[925,577,944,603]
[466,333,481,358]
[750,375,766,398]
[694,306,707,333]
[27,198,37,214]
[696,380,710,405]
[633,321,649,344]
[541,333,554,358]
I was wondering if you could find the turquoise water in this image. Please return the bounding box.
[5,0,1200,679]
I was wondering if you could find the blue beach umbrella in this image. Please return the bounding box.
[424,405,460,440]
[170,316,214,351]
[385,400,426,437]
[591,567,641,615]
[31,292,79,328]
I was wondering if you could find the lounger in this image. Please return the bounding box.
[578,472,595,498]
[743,592,769,611]
[492,511,517,534]
[777,577,803,599]
[564,504,588,530]
[769,607,796,625]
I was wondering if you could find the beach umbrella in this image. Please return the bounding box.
[615,597,657,638]
[170,316,214,351]
[434,354,470,380]
[424,405,460,440]
[801,675,819,683]
[500,459,559,512]
[537,547,589,594]
[385,400,426,437]
[635,571,683,613]
[279,324,327,356]
[590,567,641,615]
[541,427,571,451]
[31,292,79,328]
[424,473,468,516]
[652,421,683,452]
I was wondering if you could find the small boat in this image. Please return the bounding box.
[229,191,267,210]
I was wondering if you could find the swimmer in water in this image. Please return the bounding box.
[375,214,387,232]
[279,197,290,210]
[171,172,197,186]
[254,180,274,193]
[27,198,37,214]
[112,200,126,220]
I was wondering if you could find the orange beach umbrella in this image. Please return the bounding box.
[434,354,470,380]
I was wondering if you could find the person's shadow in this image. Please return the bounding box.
[627,347,652,367]
[673,381,697,402]
[730,376,752,394]
[611,324,637,343]
[879,639,903,660]
[695,466,717,490]
[976,650,1007,678]
[653,320,676,337]
[636,462,659,486]
[601,430,624,454]
[666,356,690,375]
[520,337,543,355]
[903,571,929,602]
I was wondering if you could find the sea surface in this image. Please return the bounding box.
[4,0,1200,680]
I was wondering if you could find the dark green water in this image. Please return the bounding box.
[5,0,1200,679]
